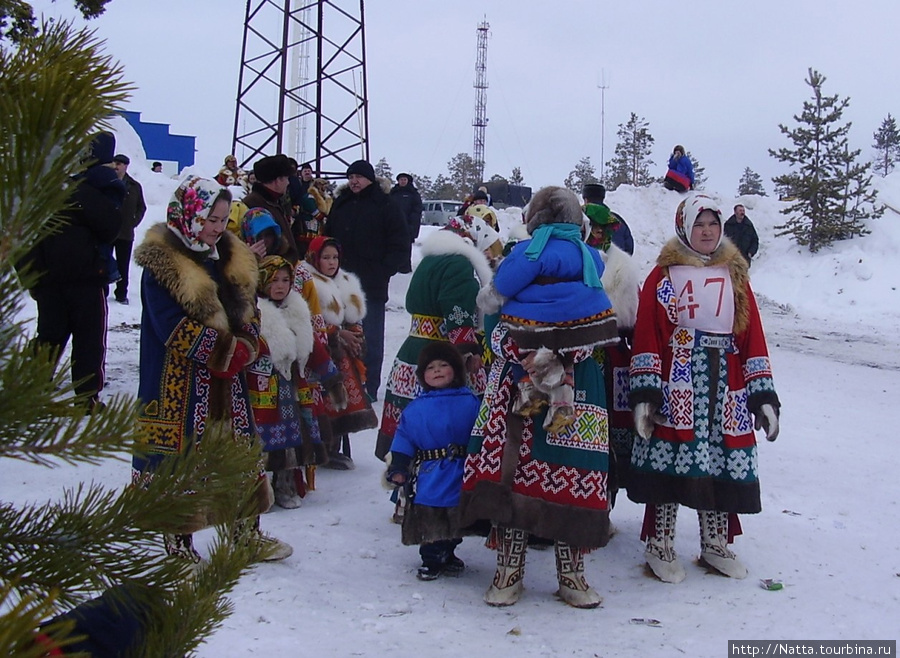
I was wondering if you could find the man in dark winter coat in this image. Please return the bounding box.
[582,183,634,255]
[22,131,125,410]
[724,204,760,267]
[243,154,300,262]
[111,154,147,304]
[390,173,423,242]
[325,159,409,400]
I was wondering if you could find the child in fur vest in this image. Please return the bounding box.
[478,186,619,434]
[385,342,480,581]
[248,255,347,508]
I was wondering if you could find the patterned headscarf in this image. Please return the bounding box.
[305,235,342,277]
[258,255,293,297]
[445,214,501,254]
[584,203,621,252]
[166,176,227,256]
[675,193,724,256]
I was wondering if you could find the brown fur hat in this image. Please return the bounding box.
[525,185,585,235]
[415,342,467,391]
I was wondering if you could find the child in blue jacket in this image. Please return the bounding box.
[386,342,480,581]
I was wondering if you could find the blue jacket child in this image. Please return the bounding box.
[387,341,480,581]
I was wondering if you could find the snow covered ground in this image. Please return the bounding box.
[4,119,899,655]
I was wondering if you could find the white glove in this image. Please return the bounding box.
[634,402,666,440]
[754,403,780,442]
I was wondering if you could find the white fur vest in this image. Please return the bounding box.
[300,261,367,328]
[258,291,315,380]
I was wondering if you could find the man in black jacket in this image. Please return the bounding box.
[325,160,409,400]
[24,131,124,410]
[111,154,146,304]
[724,204,760,267]
[390,172,423,272]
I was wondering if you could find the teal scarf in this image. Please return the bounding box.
[524,223,603,289]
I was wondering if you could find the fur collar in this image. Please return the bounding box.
[300,262,367,328]
[658,237,751,335]
[419,229,494,286]
[600,244,640,330]
[134,223,258,333]
[258,292,314,379]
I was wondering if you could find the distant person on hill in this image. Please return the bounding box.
[663,145,694,192]
[151,161,162,173]
[215,154,250,192]
[582,183,634,255]
[724,204,759,267]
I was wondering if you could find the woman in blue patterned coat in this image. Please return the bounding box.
[132,176,290,563]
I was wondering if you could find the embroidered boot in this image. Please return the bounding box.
[235,517,294,562]
[484,527,527,607]
[698,510,748,579]
[554,542,602,608]
[273,469,302,509]
[645,503,686,583]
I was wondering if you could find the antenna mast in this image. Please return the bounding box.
[598,69,609,183]
[472,18,490,184]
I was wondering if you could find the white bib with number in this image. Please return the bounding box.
[667,265,734,333]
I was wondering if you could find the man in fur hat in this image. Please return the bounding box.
[243,154,300,262]
[325,159,409,400]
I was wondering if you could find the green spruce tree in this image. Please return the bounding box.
[509,167,524,186]
[737,167,767,196]
[564,157,598,193]
[769,68,876,251]
[686,151,706,190]
[605,112,655,190]
[1,21,264,656]
[446,153,481,200]
[374,157,392,180]
[872,113,900,177]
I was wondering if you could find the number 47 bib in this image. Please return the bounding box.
[666,265,734,333]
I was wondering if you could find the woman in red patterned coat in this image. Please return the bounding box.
[628,194,781,583]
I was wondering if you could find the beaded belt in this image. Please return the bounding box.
[416,444,467,461]
[671,327,735,352]
[409,313,448,340]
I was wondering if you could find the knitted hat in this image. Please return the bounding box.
[166,176,230,255]
[306,235,342,275]
[581,183,606,203]
[240,207,281,246]
[346,159,376,182]
[113,153,130,165]
[415,342,467,391]
[257,255,293,297]
[525,185,584,235]
[675,193,724,253]
[253,154,293,183]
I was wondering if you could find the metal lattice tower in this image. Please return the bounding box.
[232,0,369,178]
[472,19,490,183]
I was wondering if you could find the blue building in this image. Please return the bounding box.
[120,110,196,172]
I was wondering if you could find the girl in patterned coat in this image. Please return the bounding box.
[300,236,378,464]
[628,193,781,583]
[248,256,344,509]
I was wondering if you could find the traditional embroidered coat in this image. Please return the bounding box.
[459,325,611,549]
[627,238,779,514]
[375,230,493,460]
[247,292,318,456]
[132,223,266,530]
[300,260,378,435]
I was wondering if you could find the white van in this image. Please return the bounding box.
[422,200,463,226]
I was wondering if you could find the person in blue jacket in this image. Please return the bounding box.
[386,342,481,581]
[663,144,694,192]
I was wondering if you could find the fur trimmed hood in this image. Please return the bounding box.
[134,223,258,333]
[299,261,367,328]
[525,185,584,235]
[600,243,640,330]
[419,229,494,287]
[334,176,392,198]
[658,237,751,335]
[258,292,314,379]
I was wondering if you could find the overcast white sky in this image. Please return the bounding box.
[29,0,900,193]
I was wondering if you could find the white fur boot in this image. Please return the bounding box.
[698,510,748,579]
[484,527,527,606]
[645,503,686,583]
[554,542,602,608]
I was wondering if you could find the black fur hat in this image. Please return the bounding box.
[415,342,467,391]
[253,154,293,183]
[582,183,606,203]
